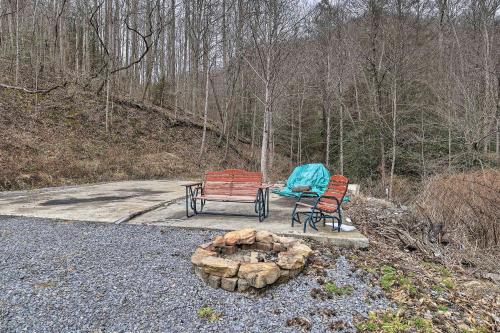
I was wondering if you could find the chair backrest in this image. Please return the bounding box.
[318,175,349,209]
[204,169,262,197]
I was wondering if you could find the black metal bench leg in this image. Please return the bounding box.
[265,188,270,218]
[186,186,195,218]
[260,194,266,222]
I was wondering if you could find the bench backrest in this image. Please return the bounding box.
[318,175,349,210]
[204,169,262,197]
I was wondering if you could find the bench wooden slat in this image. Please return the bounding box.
[202,169,263,199]
[194,194,256,203]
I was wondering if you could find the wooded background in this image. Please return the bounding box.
[1,0,499,196]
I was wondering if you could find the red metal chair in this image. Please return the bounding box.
[291,175,349,232]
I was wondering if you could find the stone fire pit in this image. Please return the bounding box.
[191,228,313,292]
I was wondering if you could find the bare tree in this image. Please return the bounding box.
[246,0,303,181]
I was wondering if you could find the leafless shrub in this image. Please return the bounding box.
[416,169,500,270]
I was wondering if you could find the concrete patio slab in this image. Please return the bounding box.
[0,180,369,248]
[0,180,188,222]
[131,192,369,248]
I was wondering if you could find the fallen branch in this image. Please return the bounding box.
[0,82,68,94]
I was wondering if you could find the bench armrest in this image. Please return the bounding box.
[183,182,202,187]
[260,183,273,189]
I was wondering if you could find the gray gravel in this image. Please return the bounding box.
[0,216,390,332]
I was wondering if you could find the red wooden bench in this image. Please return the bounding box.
[291,175,349,232]
[184,169,270,221]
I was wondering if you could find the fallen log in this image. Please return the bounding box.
[0,82,68,94]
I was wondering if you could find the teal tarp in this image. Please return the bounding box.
[273,163,331,198]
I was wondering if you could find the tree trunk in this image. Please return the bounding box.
[182,0,189,114]
[298,87,304,165]
[199,62,210,157]
[251,101,256,158]
[389,80,397,199]
[352,63,361,120]
[15,0,19,85]
[130,0,138,95]
[496,118,499,160]
[105,70,110,133]
[290,108,294,166]
[421,106,426,177]
[59,0,65,77]
[482,19,491,153]
[339,84,344,175]
[260,53,271,182]
[75,23,79,73]
[325,54,331,167]
[169,0,176,106]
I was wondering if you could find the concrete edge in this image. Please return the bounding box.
[142,222,370,249]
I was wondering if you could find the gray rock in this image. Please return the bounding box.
[237,278,250,292]
[194,266,209,283]
[220,277,238,292]
[207,275,221,288]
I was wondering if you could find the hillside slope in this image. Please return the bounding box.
[0,85,258,191]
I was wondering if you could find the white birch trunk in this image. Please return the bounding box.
[260,52,271,182]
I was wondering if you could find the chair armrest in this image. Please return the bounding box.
[297,191,319,201]
[294,201,314,208]
[320,195,341,206]
[299,191,320,197]
[295,191,320,205]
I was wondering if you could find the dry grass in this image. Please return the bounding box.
[415,169,500,272]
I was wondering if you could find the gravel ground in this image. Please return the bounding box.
[0,216,390,332]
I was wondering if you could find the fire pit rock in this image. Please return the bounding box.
[191,229,312,292]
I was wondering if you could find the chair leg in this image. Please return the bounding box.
[305,210,319,232]
[258,201,264,222]
[192,199,198,215]
[303,213,312,233]
[291,204,299,227]
[309,215,319,231]
[337,208,342,232]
